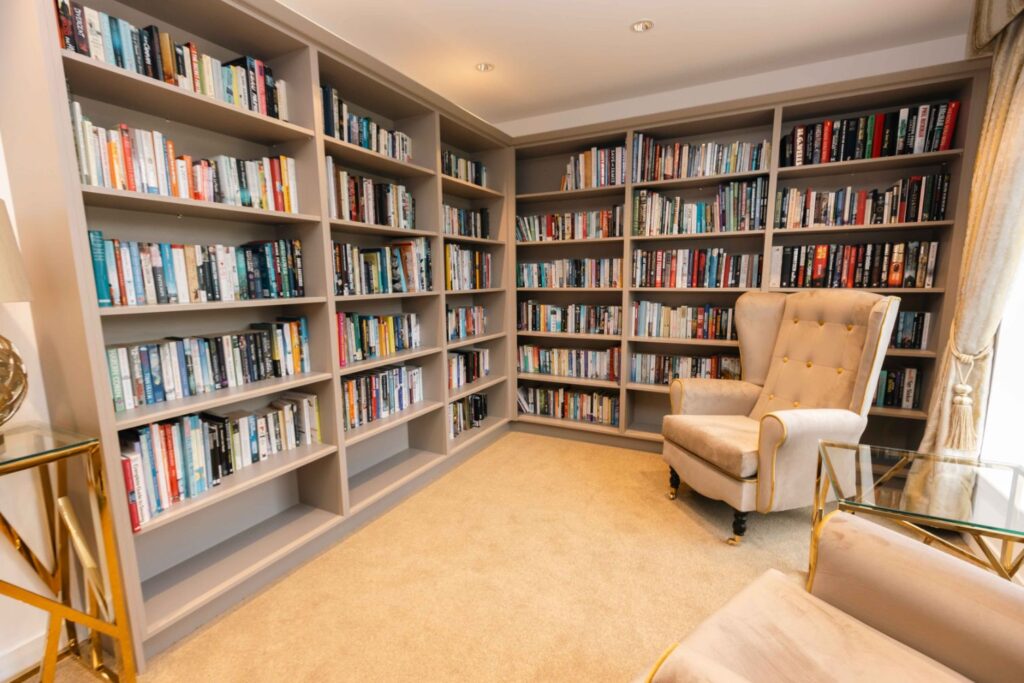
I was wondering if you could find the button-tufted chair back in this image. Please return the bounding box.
[742,290,899,420]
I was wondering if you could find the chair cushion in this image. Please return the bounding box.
[661,414,759,478]
[649,569,968,683]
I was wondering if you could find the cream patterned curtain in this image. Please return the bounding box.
[905,3,1024,516]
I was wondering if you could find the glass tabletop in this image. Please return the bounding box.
[0,422,98,474]
[819,441,1024,538]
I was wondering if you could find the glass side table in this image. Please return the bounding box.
[810,441,1024,582]
[0,423,136,682]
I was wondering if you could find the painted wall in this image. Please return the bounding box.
[0,133,55,679]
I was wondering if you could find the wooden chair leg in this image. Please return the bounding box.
[727,511,748,545]
[667,467,681,500]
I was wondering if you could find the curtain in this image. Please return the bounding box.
[904,4,1024,517]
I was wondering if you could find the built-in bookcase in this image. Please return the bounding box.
[513,64,987,451]
[3,0,510,668]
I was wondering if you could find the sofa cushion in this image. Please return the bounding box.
[661,415,759,478]
[648,569,967,683]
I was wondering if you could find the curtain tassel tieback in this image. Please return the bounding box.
[946,328,992,452]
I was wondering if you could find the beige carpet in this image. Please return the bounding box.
[60,430,815,682]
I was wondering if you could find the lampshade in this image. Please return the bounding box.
[0,198,30,303]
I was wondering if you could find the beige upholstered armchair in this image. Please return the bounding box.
[661,290,899,541]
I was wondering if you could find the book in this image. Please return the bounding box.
[631,302,735,340]
[341,364,424,431]
[324,157,416,228]
[630,248,762,289]
[560,145,626,190]
[448,393,489,438]
[632,179,768,235]
[320,84,413,163]
[444,206,491,239]
[631,134,770,182]
[630,352,740,385]
[518,345,619,382]
[771,240,939,289]
[448,348,490,389]
[516,207,624,242]
[517,301,622,336]
[442,150,487,186]
[336,311,421,366]
[448,305,488,341]
[444,244,492,291]
[517,257,623,289]
[516,387,618,426]
[332,238,431,296]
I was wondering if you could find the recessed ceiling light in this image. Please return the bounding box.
[476,63,495,72]
[631,19,654,33]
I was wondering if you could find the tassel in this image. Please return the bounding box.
[946,383,977,451]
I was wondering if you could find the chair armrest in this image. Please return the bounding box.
[810,512,1024,681]
[756,408,866,512]
[669,378,761,416]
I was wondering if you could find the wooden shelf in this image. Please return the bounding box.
[776,149,963,179]
[771,221,953,237]
[142,504,341,638]
[343,400,445,446]
[114,372,333,430]
[625,383,670,394]
[338,346,442,376]
[887,348,937,358]
[515,413,621,436]
[516,237,625,247]
[81,186,320,224]
[446,331,507,350]
[516,330,621,341]
[868,406,929,420]
[449,374,507,401]
[441,175,503,200]
[329,218,437,238]
[769,287,944,294]
[517,373,619,390]
[323,136,435,178]
[517,287,622,292]
[135,443,337,536]
[442,234,504,246]
[629,287,754,293]
[516,186,626,203]
[623,423,664,443]
[632,169,769,191]
[98,296,326,317]
[336,290,439,303]
[62,51,315,144]
[348,448,447,513]
[630,231,765,242]
[628,336,739,347]
[446,287,505,294]
[448,415,509,454]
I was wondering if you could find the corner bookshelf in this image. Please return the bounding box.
[512,61,988,452]
[1,0,510,669]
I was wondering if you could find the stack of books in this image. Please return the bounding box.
[517,257,622,289]
[443,206,489,238]
[447,306,487,341]
[448,349,490,390]
[442,150,487,186]
[516,207,624,242]
[631,302,735,340]
[632,135,770,181]
[336,312,421,367]
[632,179,768,235]
[517,302,622,336]
[876,367,922,410]
[448,394,488,438]
[517,345,620,382]
[891,312,932,350]
[57,3,289,119]
[332,238,432,296]
[630,353,740,385]
[325,158,416,228]
[560,145,626,190]
[632,248,762,288]
[341,365,424,431]
[321,85,412,162]
[517,387,619,426]
[87,231,304,308]
[444,244,493,291]
[769,241,939,289]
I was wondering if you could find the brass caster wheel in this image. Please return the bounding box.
[666,488,678,500]
[726,535,742,546]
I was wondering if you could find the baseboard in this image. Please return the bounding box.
[1,632,50,682]
[511,421,662,453]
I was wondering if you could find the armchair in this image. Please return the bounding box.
[661,290,899,541]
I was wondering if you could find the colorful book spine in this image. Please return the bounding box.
[517,258,622,289]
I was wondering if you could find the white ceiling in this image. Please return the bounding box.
[280,0,971,127]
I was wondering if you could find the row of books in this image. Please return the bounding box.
[890,311,932,350]
[768,241,939,289]
[631,135,770,182]
[71,103,299,211]
[321,86,412,162]
[448,394,488,439]
[780,100,960,167]
[332,239,432,296]
[325,158,416,228]
[517,301,623,336]
[105,319,310,412]
[561,145,627,191]
[336,312,421,367]
[631,302,736,341]
[632,248,763,289]
[775,170,951,229]
[448,305,487,342]
[630,353,740,385]
[517,345,620,382]
[517,387,619,427]
[58,3,289,120]
[341,365,424,432]
[517,258,623,289]
[632,179,769,236]
[515,208,624,242]
[876,367,922,410]
[442,150,487,186]
[444,245,493,291]
[120,393,321,531]
[87,232,304,308]
[448,349,490,390]
[443,206,490,239]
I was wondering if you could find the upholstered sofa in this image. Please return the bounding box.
[638,512,1024,682]
[662,290,899,540]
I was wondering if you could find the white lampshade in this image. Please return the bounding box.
[0,198,30,303]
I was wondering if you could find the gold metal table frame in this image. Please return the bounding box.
[810,440,1024,586]
[0,424,136,682]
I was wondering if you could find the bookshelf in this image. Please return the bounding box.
[513,61,988,453]
[1,0,511,669]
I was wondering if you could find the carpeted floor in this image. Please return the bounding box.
[59,430,816,682]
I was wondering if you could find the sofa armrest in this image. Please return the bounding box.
[669,378,761,416]
[756,409,866,512]
[810,512,1024,682]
